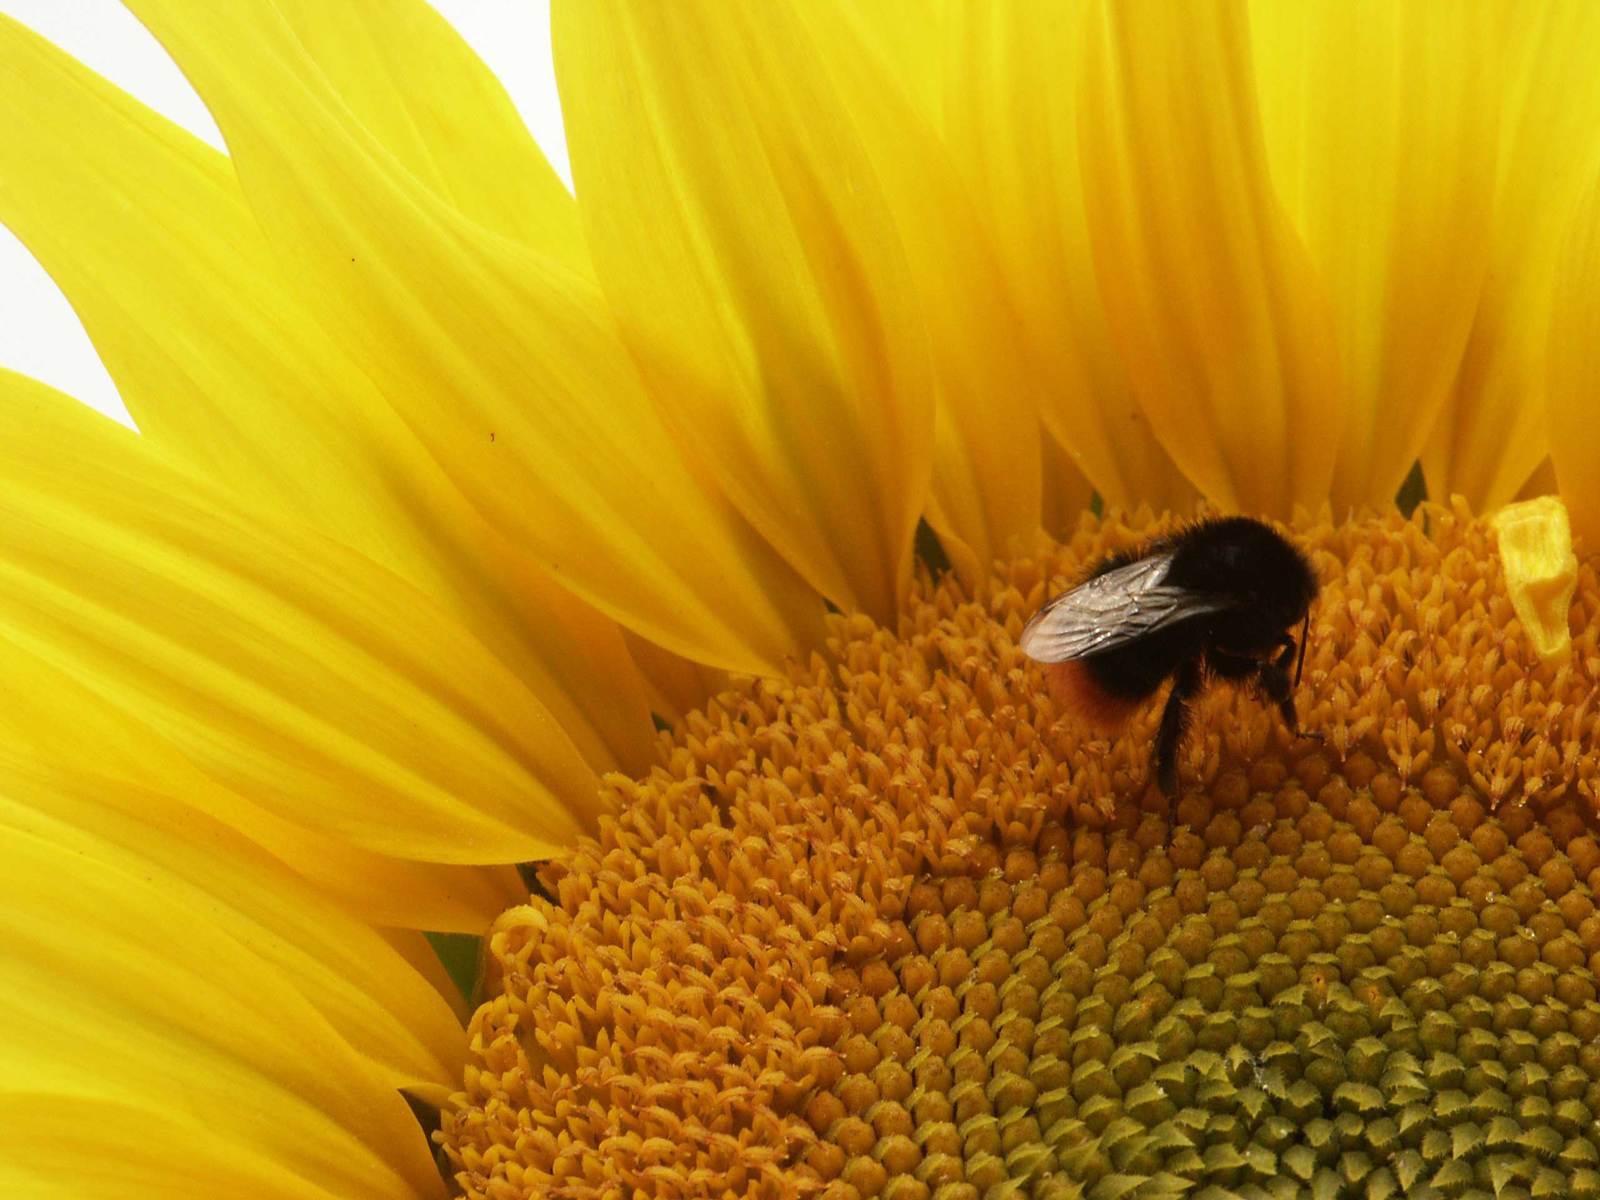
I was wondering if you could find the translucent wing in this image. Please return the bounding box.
[1020,552,1234,662]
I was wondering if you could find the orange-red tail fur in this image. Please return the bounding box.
[1042,660,1142,733]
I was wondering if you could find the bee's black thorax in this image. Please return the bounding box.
[1030,515,1320,803]
[1160,516,1318,632]
[1080,517,1317,700]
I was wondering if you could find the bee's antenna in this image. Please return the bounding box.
[1294,611,1310,687]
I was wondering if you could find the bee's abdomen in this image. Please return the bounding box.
[1041,660,1145,732]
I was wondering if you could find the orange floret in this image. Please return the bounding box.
[442,504,1600,1199]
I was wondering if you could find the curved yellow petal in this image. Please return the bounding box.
[1078,0,1340,516]
[844,0,952,126]
[622,629,725,728]
[266,0,581,258]
[1424,3,1600,507]
[0,811,444,1199]
[1251,0,1495,510]
[554,0,934,616]
[811,1,1045,576]
[1548,175,1600,548]
[124,0,822,675]
[0,1095,408,1200]
[1040,428,1096,542]
[0,14,657,774]
[0,752,464,1092]
[237,814,525,935]
[0,628,524,933]
[383,929,471,1025]
[0,372,597,864]
[938,1,1195,511]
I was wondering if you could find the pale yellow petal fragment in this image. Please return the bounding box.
[0,817,444,1199]
[128,1,823,674]
[0,14,655,774]
[555,0,934,618]
[1491,496,1578,663]
[1548,175,1600,548]
[1251,0,1494,510]
[268,0,582,257]
[941,0,1195,510]
[1425,3,1600,507]
[1078,0,1340,516]
[0,372,596,863]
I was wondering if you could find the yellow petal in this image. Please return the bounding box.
[266,0,582,258]
[124,0,822,675]
[622,629,726,729]
[0,628,524,934]
[1040,428,1096,542]
[843,0,952,126]
[0,13,657,775]
[1490,496,1578,664]
[1077,0,1340,516]
[382,928,471,1026]
[1516,458,1560,504]
[0,751,464,1093]
[938,1,1196,511]
[554,0,934,617]
[1250,0,1495,510]
[0,371,597,864]
[1548,175,1600,548]
[1424,4,1600,507]
[0,808,444,1199]
[816,1,1048,575]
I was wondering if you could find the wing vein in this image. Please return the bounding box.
[1020,552,1231,661]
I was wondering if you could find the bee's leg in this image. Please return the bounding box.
[1272,634,1297,672]
[1212,643,1321,745]
[1257,650,1322,743]
[1153,658,1205,832]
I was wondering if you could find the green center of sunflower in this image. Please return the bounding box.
[441,507,1600,1200]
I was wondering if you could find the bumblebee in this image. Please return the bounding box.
[1021,517,1318,798]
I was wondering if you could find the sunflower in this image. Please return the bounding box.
[4,2,1600,1198]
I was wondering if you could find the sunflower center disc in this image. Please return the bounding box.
[443,507,1600,1200]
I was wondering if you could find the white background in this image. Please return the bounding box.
[0,1,572,427]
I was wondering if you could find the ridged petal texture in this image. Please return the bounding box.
[0,372,600,865]
[553,0,939,612]
[122,0,824,675]
[930,1,1195,513]
[0,12,657,776]
[864,0,1588,521]
[1250,0,1499,511]
[1076,0,1342,516]
[1426,2,1600,508]
[1548,174,1600,548]
[0,747,458,1200]
[0,605,526,937]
